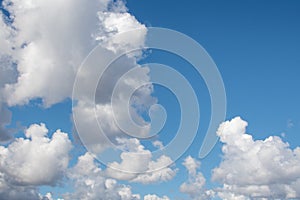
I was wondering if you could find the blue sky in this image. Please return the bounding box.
[1,0,300,199]
[131,0,300,145]
[128,0,300,197]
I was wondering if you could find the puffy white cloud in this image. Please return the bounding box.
[1,0,147,107]
[1,0,173,198]
[0,0,153,154]
[97,11,147,53]
[0,123,72,186]
[105,138,177,184]
[180,156,213,200]
[144,194,170,200]
[0,123,72,199]
[64,152,141,200]
[131,155,177,184]
[1,0,152,157]
[182,155,200,176]
[212,117,300,199]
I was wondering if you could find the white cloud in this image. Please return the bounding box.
[2,0,106,106]
[180,156,213,200]
[182,155,200,176]
[1,0,147,107]
[105,138,177,184]
[0,123,72,199]
[1,0,153,157]
[144,194,170,200]
[0,0,155,157]
[131,155,177,184]
[64,152,141,200]
[212,117,300,199]
[152,140,164,149]
[1,0,155,170]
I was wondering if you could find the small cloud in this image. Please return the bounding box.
[152,140,164,149]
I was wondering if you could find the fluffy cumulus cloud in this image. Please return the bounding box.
[64,152,141,200]
[180,156,214,200]
[0,0,153,153]
[212,117,300,199]
[0,0,147,107]
[64,152,172,200]
[0,123,72,199]
[0,0,174,198]
[0,0,153,154]
[105,138,177,184]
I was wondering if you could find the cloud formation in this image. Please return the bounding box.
[0,123,72,199]
[65,152,171,200]
[105,138,177,184]
[1,0,110,106]
[64,152,141,200]
[180,156,213,200]
[213,117,300,199]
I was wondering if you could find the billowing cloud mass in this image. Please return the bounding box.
[0,0,152,151]
[0,0,153,156]
[0,123,72,199]
[213,117,300,199]
[1,0,122,106]
[0,0,172,198]
[180,156,214,200]
[105,138,177,184]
